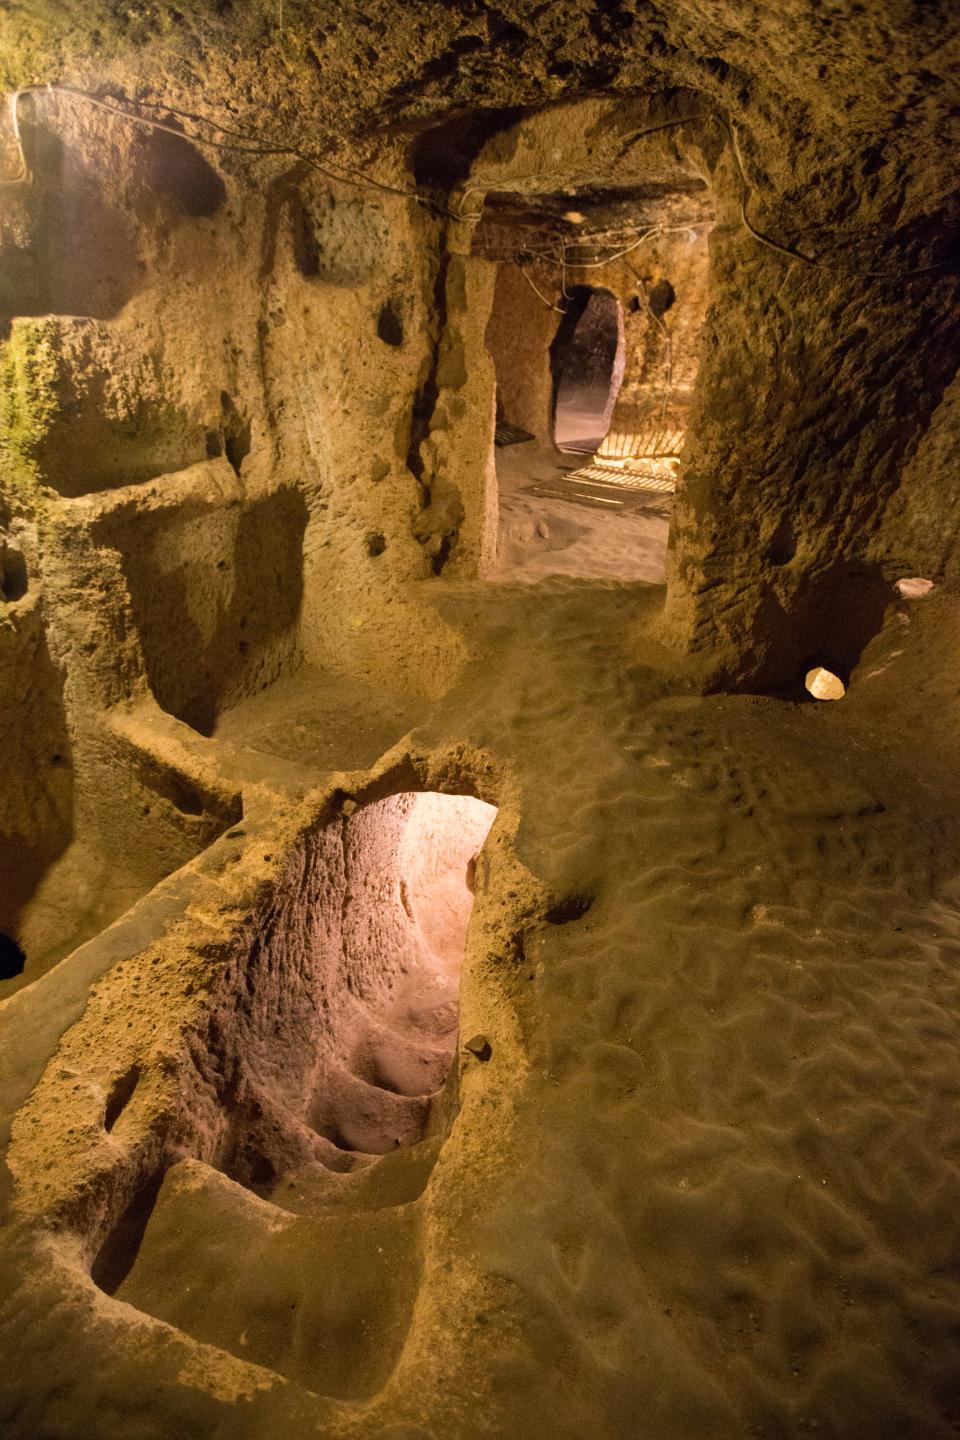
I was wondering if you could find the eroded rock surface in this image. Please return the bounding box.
[1,3,959,1437]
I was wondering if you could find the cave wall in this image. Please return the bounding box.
[866,365,960,587]
[0,585,72,944]
[410,239,500,577]
[484,259,558,444]
[664,205,960,684]
[86,470,307,736]
[0,11,955,859]
[608,226,712,439]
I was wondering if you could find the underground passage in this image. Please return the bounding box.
[482,178,712,584]
[1,6,960,1440]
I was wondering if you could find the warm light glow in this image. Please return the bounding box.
[896,577,935,599]
[805,666,845,700]
[398,792,498,985]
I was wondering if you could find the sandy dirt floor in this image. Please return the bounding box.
[494,441,670,583]
[2,575,960,1440]
[553,384,612,454]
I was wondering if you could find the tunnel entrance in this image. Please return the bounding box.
[551,287,625,454]
[305,790,497,1159]
[208,787,500,1193]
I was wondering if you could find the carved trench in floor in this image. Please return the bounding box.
[91,788,498,1400]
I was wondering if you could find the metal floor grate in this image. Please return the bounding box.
[522,468,674,515]
[564,463,676,494]
[495,421,536,447]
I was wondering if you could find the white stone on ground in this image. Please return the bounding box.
[895,577,935,598]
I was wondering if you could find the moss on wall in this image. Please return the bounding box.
[0,317,59,498]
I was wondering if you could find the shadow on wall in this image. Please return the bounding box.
[0,119,140,321]
[751,561,893,695]
[0,621,73,980]
[34,350,212,497]
[409,105,529,189]
[9,318,241,499]
[0,116,228,335]
[95,487,308,735]
[137,128,226,219]
[0,109,227,325]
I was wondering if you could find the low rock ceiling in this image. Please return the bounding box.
[470,172,714,267]
[477,178,712,232]
[0,2,957,233]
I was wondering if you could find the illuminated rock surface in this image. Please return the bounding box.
[804,667,845,701]
[0,3,959,1438]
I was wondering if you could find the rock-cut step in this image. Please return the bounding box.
[113,1158,421,1401]
[350,1013,456,1098]
[307,1062,436,1154]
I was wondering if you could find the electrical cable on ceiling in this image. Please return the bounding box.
[519,265,565,313]
[0,83,464,217]
[473,216,710,266]
[0,86,950,280]
[475,220,713,296]
[561,221,712,269]
[714,112,950,280]
[502,222,704,315]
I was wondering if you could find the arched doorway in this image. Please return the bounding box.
[551,287,625,454]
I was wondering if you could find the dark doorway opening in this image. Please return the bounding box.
[551,287,625,454]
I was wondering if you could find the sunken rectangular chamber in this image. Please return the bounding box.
[92,475,308,735]
[88,790,497,1398]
